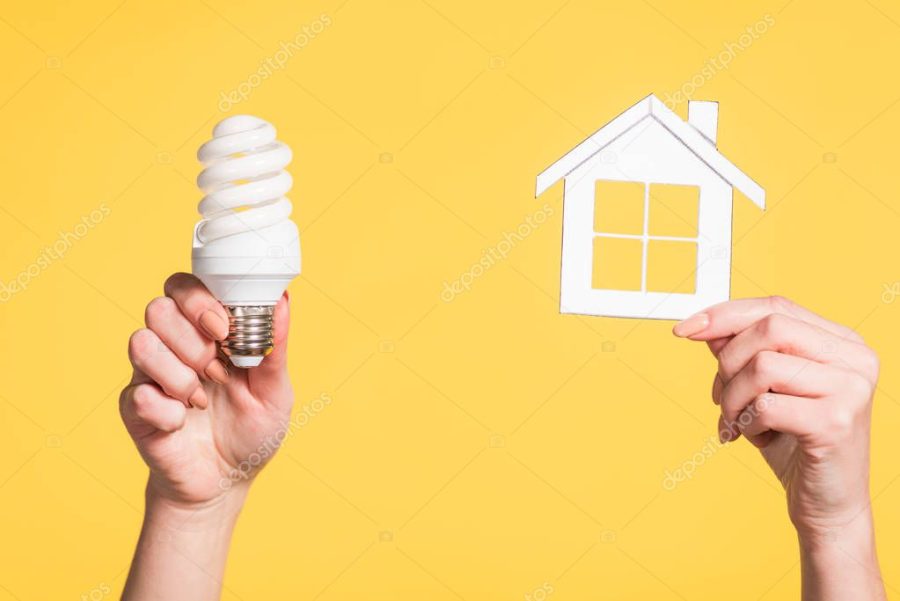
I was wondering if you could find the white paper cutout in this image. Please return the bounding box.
[535,94,765,320]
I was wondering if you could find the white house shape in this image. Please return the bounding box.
[535,94,765,320]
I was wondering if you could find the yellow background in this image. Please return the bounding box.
[1,0,899,599]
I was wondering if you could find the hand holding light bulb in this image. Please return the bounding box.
[119,116,300,601]
[121,274,294,504]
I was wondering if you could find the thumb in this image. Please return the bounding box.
[249,290,292,387]
[264,290,291,371]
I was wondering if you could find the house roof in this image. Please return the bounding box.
[535,94,765,208]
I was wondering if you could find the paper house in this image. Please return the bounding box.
[535,94,765,320]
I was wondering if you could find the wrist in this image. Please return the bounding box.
[123,478,248,600]
[797,507,876,556]
[144,478,249,533]
[798,508,885,600]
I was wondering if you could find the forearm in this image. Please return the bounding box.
[799,510,886,601]
[122,482,248,601]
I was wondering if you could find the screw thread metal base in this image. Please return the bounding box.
[222,305,275,368]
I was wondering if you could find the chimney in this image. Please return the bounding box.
[688,101,718,146]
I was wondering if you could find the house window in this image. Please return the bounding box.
[592,180,699,294]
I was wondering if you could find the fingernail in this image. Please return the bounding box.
[205,360,229,385]
[717,415,730,444]
[189,386,208,410]
[712,374,723,405]
[673,312,709,338]
[200,309,229,341]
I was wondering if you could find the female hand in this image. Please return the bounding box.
[120,273,295,600]
[120,272,294,506]
[674,296,885,600]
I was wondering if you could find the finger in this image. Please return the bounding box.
[719,351,839,425]
[120,382,187,433]
[706,336,731,357]
[256,291,291,376]
[145,296,227,384]
[735,393,825,443]
[720,409,770,445]
[718,413,740,443]
[674,296,864,343]
[748,430,777,448]
[247,292,293,410]
[716,313,875,383]
[164,272,230,341]
[712,373,723,405]
[128,328,208,408]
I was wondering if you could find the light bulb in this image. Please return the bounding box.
[191,115,301,368]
